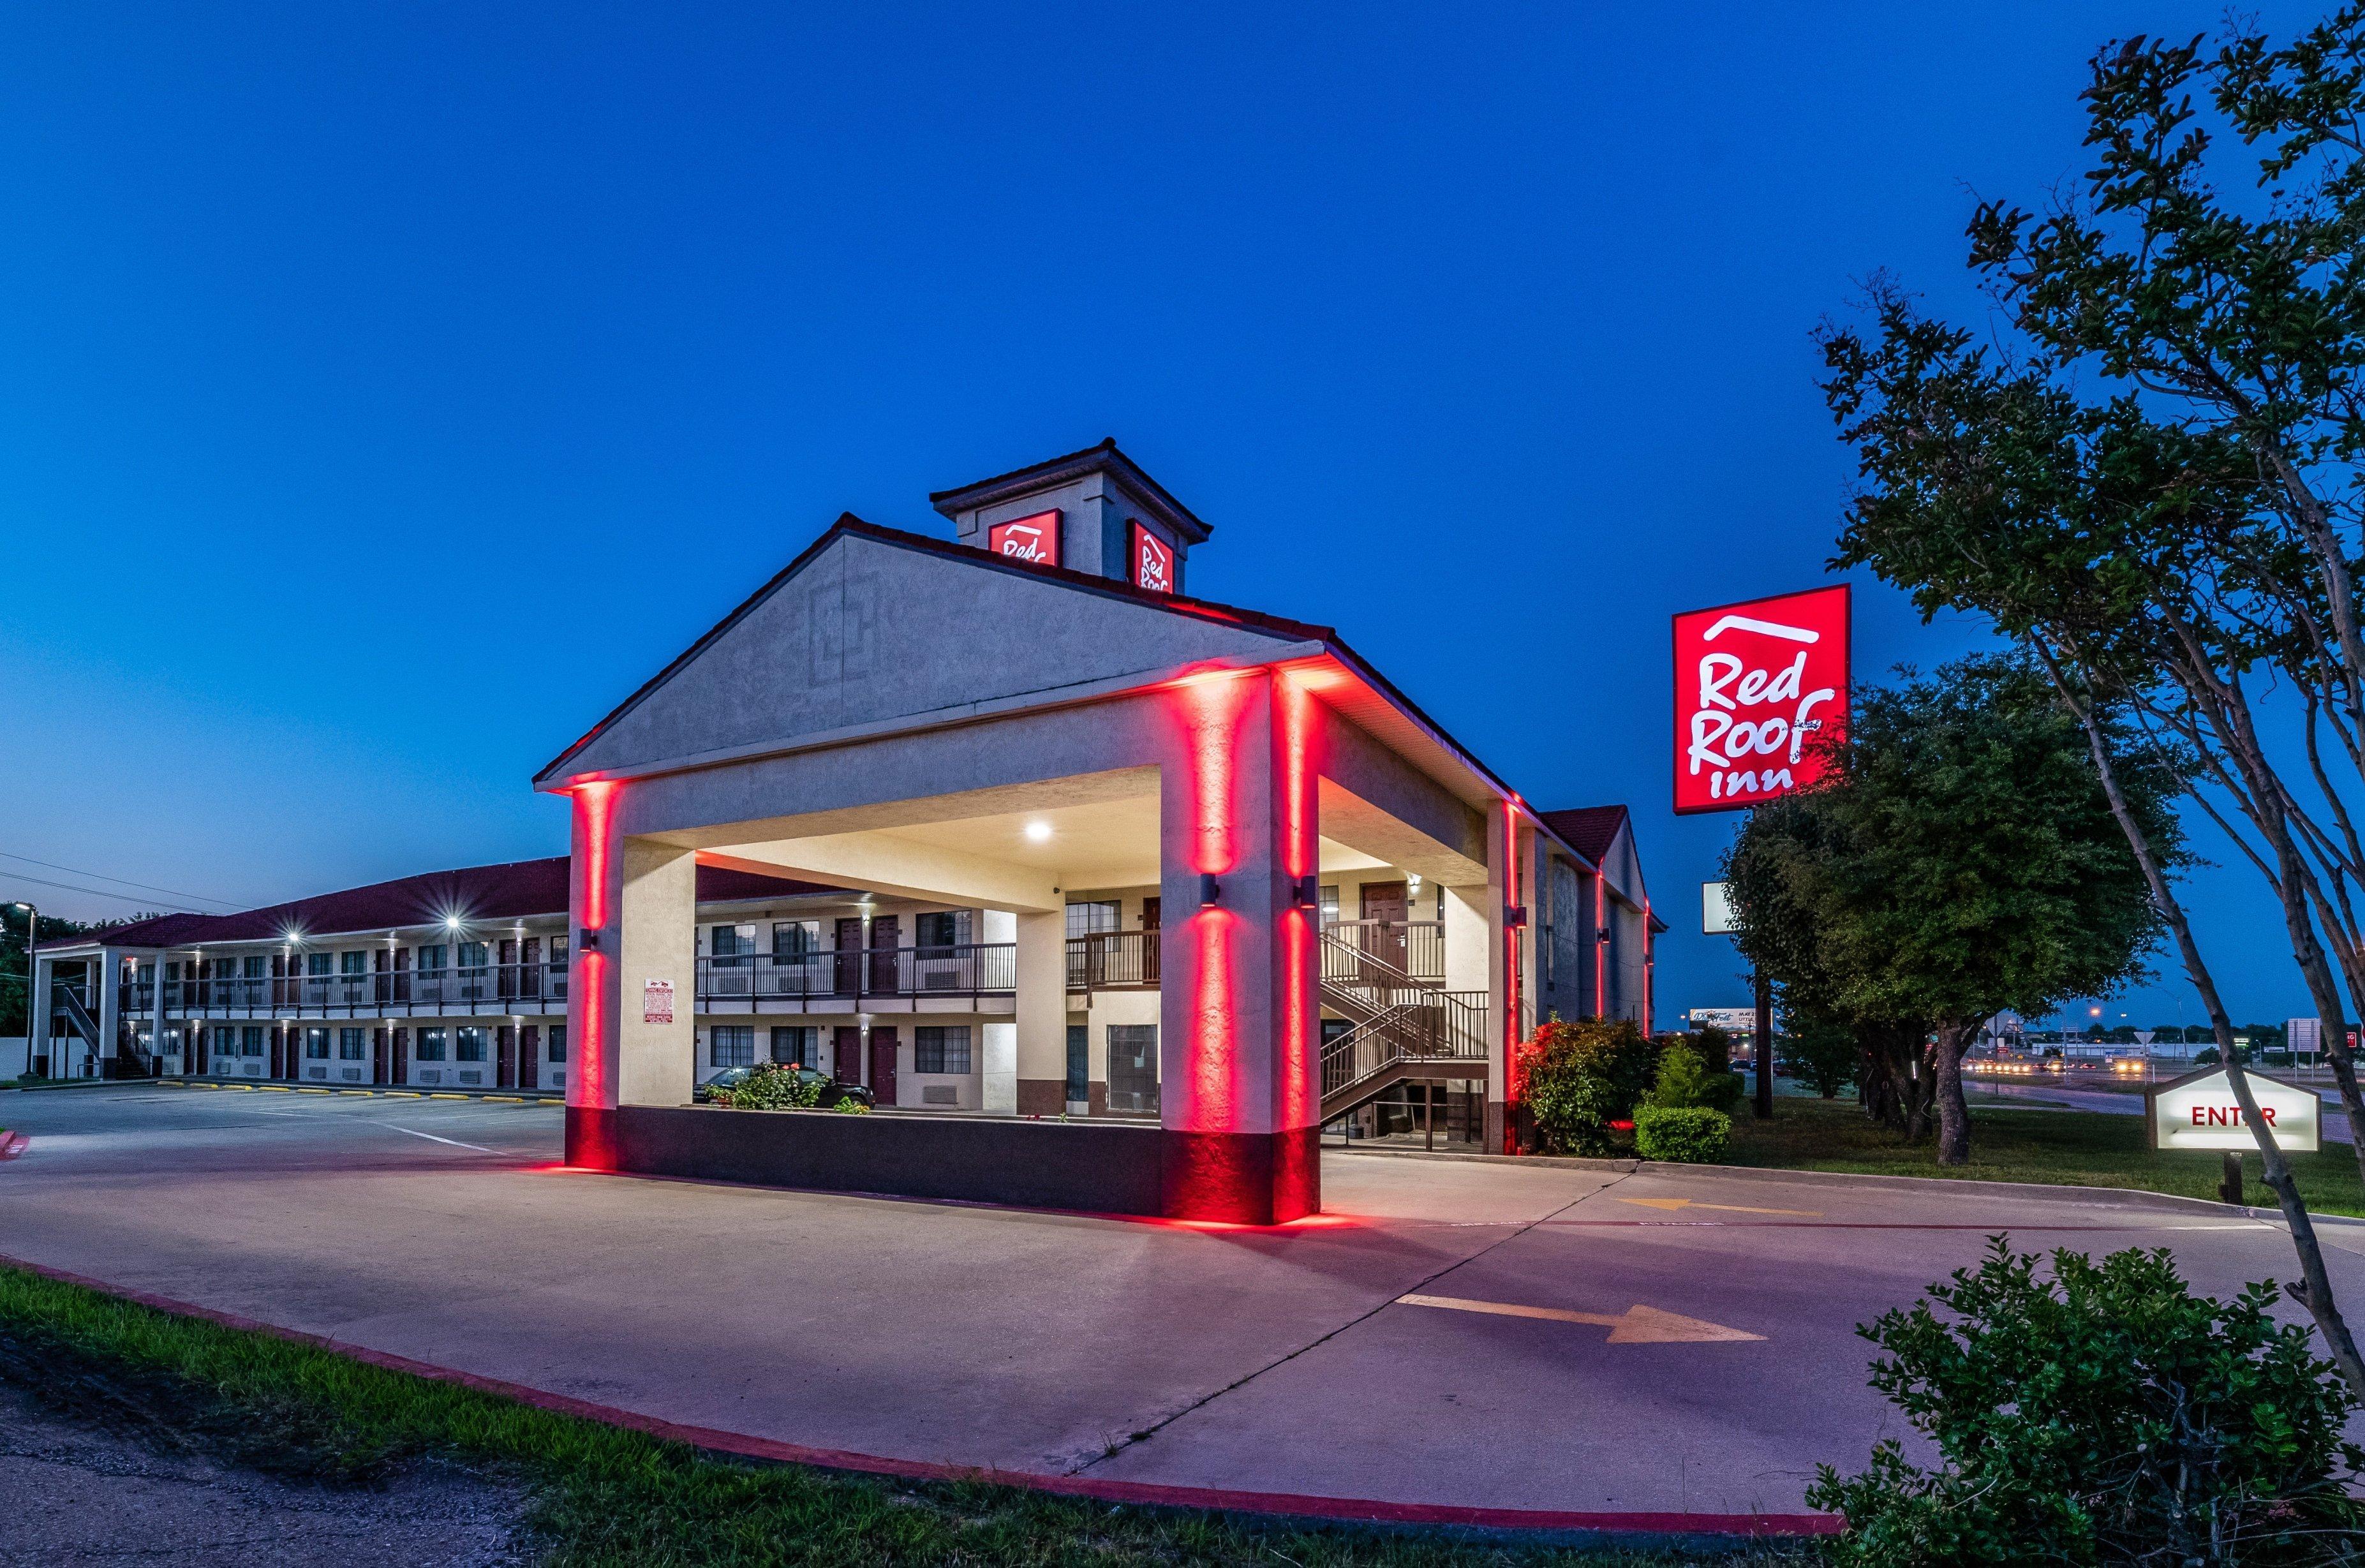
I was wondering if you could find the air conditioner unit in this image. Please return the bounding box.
[922,1084,959,1106]
[922,972,960,990]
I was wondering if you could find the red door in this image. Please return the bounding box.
[868,1026,898,1107]
[833,1025,862,1083]
[496,1025,516,1089]
[372,1027,390,1085]
[833,919,863,996]
[519,1026,538,1090]
[867,915,901,996]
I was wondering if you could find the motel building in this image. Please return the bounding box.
[31,443,1659,1224]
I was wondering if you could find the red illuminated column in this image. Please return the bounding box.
[565,782,697,1169]
[1157,669,1321,1223]
[1485,804,1537,1155]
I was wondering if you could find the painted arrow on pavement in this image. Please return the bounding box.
[1617,1197,1822,1218]
[1397,1293,1765,1343]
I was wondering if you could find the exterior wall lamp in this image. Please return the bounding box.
[1289,873,1319,909]
[578,927,604,950]
[1504,905,1529,928]
[1199,873,1221,907]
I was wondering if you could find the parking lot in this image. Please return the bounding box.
[1,1083,2358,1518]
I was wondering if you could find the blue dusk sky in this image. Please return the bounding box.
[0,3,2330,1031]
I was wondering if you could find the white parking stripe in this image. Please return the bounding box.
[379,1125,498,1153]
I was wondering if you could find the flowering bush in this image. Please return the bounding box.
[706,1063,825,1111]
[1518,1017,1659,1155]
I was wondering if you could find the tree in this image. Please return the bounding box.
[1778,1016,1860,1098]
[1816,9,2365,1397]
[1727,656,2173,1166]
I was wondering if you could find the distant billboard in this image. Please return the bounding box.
[1673,586,1851,814]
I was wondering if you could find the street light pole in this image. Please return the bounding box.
[1752,963,1774,1120]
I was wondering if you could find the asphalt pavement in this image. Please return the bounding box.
[0,1083,2358,1520]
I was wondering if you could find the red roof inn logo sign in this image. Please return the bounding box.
[1673,585,1850,814]
[988,509,1060,567]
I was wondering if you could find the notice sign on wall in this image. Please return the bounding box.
[1673,585,1850,814]
[642,978,675,1026]
[988,509,1061,568]
[1131,522,1175,594]
[2146,1065,2320,1153]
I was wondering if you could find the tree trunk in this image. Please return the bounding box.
[1931,1022,1973,1166]
[2037,647,2365,1400]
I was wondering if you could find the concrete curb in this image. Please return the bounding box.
[0,1250,1839,1543]
[153,1079,561,1106]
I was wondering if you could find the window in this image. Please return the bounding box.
[769,1026,812,1066]
[338,1028,366,1060]
[241,1026,265,1058]
[306,952,332,977]
[340,950,367,975]
[1065,1024,1088,1104]
[549,936,569,968]
[771,921,817,959]
[242,955,267,979]
[914,911,968,950]
[456,1026,487,1062]
[304,1027,330,1059]
[417,945,447,975]
[457,942,489,972]
[416,1028,447,1062]
[1106,1025,1159,1114]
[711,1026,755,1068]
[1065,900,1119,938]
[914,1025,971,1074]
[1318,886,1340,926]
[710,924,755,963]
[547,1025,567,1064]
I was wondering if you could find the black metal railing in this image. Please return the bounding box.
[1065,931,1160,991]
[160,962,570,1017]
[696,943,1016,1008]
[1321,919,1444,985]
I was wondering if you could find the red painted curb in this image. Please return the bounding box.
[0,1134,27,1161]
[0,1250,1839,1539]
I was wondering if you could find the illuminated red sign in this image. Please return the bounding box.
[1132,522,1175,595]
[1673,585,1850,814]
[988,510,1060,567]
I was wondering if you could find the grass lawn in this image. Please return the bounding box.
[0,1264,1816,1567]
[1723,1096,2365,1219]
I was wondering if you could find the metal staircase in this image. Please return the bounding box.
[50,982,100,1077]
[1317,930,1486,1122]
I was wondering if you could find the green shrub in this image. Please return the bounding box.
[1777,1016,1859,1098]
[1646,1042,1743,1114]
[2194,1046,2221,1067]
[1632,1105,1730,1162]
[831,1097,870,1115]
[1518,1017,1659,1155]
[1810,1239,2364,1567]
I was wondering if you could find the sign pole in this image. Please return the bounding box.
[1752,964,1773,1120]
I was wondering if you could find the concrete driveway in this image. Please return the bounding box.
[1,1083,2358,1518]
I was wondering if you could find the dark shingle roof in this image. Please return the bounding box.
[97,857,833,949]
[1538,805,1631,864]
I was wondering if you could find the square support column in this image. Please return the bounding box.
[94,949,119,1081]
[566,782,697,1167]
[27,951,52,1078]
[1012,910,1067,1114]
[1157,669,1319,1223]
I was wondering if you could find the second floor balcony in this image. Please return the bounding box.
[151,961,570,1018]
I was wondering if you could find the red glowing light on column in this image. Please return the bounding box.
[1594,875,1607,1023]
[1502,800,1524,1155]
[1275,670,1320,1132]
[572,780,620,1114]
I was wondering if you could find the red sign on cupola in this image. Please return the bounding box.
[1132,523,1175,595]
[988,510,1061,568]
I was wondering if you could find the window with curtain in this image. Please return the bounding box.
[415,1028,447,1061]
[304,1028,330,1058]
[769,1026,813,1066]
[456,1027,487,1062]
[339,1028,366,1060]
[914,1025,972,1074]
[1106,1024,1159,1114]
[1065,900,1119,938]
[771,921,818,958]
[711,1026,755,1067]
[547,1025,567,1063]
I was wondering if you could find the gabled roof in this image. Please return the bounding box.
[86,857,834,950]
[533,514,1327,786]
[1538,806,1629,864]
[928,436,1212,544]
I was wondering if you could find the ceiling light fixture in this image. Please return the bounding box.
[1024,821,1053,843]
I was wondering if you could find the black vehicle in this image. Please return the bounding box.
[694,1063,875,1107]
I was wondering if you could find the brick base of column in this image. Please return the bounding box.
[1016,1079,1066,1116]
[565,1106,622,1171]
